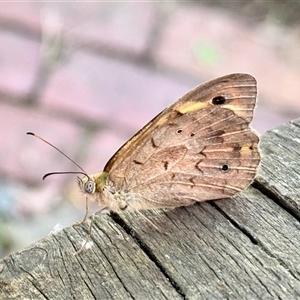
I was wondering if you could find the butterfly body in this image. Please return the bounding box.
[79,74,260,212]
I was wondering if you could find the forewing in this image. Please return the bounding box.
[104,73,256,173]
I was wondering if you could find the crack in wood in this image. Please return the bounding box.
[253,180,300,223]
[210,200,300,282]
[109,212,185,299]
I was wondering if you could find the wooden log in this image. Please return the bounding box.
[1,118,300,299]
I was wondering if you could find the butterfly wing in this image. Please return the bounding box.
[105,74,260,209]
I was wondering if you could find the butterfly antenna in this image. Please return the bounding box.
[27,132,88,179]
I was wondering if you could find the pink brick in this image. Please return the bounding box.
[0,2,155,56]
[0,2,41,33]
[41,50,192,131]
[0,29,40,98]
[154,5,300,114]
[63,2,155,55]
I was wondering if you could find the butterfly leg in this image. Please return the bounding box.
[73,206,108,255]
[73,196,89,227]
[73,215,95,256]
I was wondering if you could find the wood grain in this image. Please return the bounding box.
[255,118,300,218]
[0,215,181,299]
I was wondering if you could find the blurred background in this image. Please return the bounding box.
[0,1,300,258]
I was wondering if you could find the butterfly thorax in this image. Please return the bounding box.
[79,172,134,211]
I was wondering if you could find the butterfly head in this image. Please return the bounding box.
[78,172,108,197]
[78,176,96,194]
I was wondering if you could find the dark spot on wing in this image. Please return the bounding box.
[212,95,226,105]
[151,137,158,148]
[164,161,169,170]
[221,164,229,172]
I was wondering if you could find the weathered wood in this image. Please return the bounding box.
[255,118,300,217]
[1,118,300,299]
[0,216,182,299]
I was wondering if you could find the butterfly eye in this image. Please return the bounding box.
[212,96,226,105]
[190,132,195,137]
[221,164,229,172]
[84,180,96,194]
[177,129,183,134]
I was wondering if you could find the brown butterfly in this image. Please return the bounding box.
[28,73,260,253]
[77,73,260,212]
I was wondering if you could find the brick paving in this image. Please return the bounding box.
[0,2,299,257]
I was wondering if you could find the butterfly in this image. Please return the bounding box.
[77,73,260,212]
